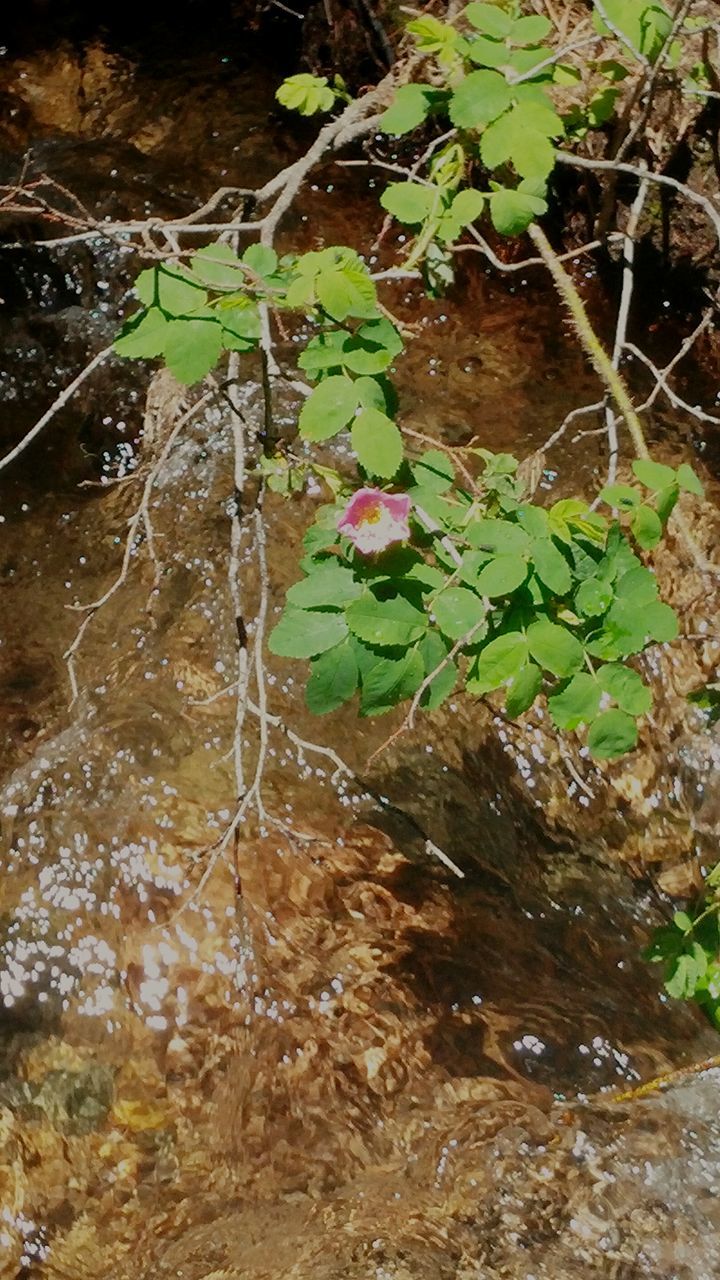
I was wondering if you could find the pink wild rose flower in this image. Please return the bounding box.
[337,488,411,555]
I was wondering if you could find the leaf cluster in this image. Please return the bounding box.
[645,884,720,1029]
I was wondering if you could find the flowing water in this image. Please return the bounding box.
[1,18,720,1280]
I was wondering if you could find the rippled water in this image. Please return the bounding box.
[1,21,720,1280]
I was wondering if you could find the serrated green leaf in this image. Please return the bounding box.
[316,262,377,322]
[466,630,528,693]
[298,375,358,441]
[587,707,638,759]
[489,186,546,235]
[575,577,613,617]
[411,450,455,493]
[419,630,457,709]
[600,483,640,510]
[380,84,441,135]
[346,592,428,648]
[480,104,558,180]
[436,188,486,242]
[380,182,437,225]
[466,518,530,554]
[164,317,223,383]
[306,639,359,713]
[632,457,677,490]
[511,13,552,44]
[221,300,261,349]
[655,482,679,524]
[407,14,459,53]
[548,673,602,730]
[360,647,425,715]
[298,329,349,376]
[631,504,663,550]
[475,554,528,597]
[432,585,486,640]
[677,462,703,496]
[191,243,244,289]
[527,619,584,677]
[614,566,658,604]
[505,661,542,717]
[351,408,403,479]
[268,607,348,658]
[355,375,391,413]
[147,265,207,316]
[592,0,671,62]
[531,537,571,594]
[243,243,278,278]
[467,34,507,68]
[597,663,652,715]
[114,307,169,358]
[465,2,513,38]
[276,73,335,116]
[449,70,513,129]
[287,564,362,609]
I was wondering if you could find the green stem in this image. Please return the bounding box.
[527,223,649,460]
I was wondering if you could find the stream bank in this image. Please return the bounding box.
[0,14,720,1280]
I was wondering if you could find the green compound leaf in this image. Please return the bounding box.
[632,457,677,490]
[432,585,486,641]
[276,73,336,116]
[466,631,528,694]
[677,462,703,496]
[475,554,528,597]
[480,101,562,180]
[597,664,652,715]
[164,317,223,384]
[587,708,638,760]
[351,408,403,479]
[449,70,513,129]
[299,375,359,441]
[305,639,359,714]
[465,2,514,38]
[411,450,455,493]
[346,592,428,648]
[380,182,437,225]
[268,607,348,659]
[489,186,547,236]
[114,307,169,359]
[380,84,443,135]
[531,538,572,594]
[548,673,602,730]
[407,14,459,55]
[287,564,362,610]
[631,504,663,550]
[575,577,613,618]
[419,631,458,709]
[527,619,584,677]
[505,661,542,717]
[242,244,278,278]
[190,243,244,289]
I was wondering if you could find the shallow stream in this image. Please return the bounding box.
[1,17,720,1280]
